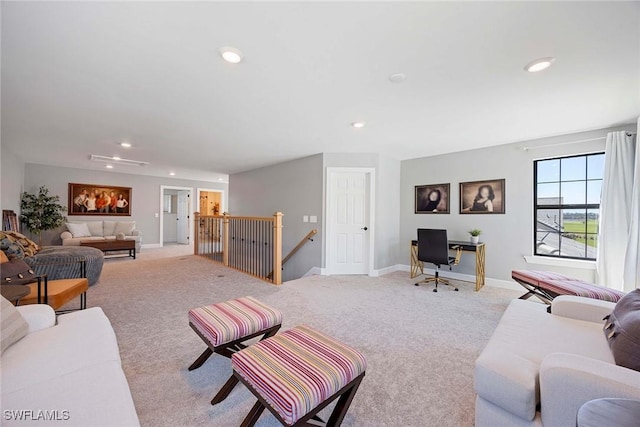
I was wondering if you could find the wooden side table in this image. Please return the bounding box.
[577,398,640,427]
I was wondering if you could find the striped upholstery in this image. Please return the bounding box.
[232,325,367,425]
[512,270,625,302]
[189,297,282,347]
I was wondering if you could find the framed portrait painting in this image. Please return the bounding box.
[460,179,505,214]
[68,183,132,216]
[415,183,450,214]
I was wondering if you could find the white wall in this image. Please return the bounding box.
[1,147,26,212]
[23,163,227,245]
[400,125,635,284]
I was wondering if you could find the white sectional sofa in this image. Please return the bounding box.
[1,304,140,426]
[474,296,640,427]
[61,220,142,252]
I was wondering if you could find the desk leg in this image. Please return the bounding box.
[410,244,423,279]
[475,244,486,291]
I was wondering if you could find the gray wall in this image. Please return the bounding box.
[229,154,324,281]
[1,147,26,212]
[400,125,635,283]
[23,163,227,245]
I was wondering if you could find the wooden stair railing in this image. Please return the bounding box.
[267,229,317,280]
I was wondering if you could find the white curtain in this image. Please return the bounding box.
[596,130,637,291]
[623,119,640,292]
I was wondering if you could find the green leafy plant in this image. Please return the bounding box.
[468,229,482,237]
[20,186,66,244]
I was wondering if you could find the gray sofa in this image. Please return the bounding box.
[474,296,640,426]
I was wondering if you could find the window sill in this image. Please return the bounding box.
[523,255,596,270]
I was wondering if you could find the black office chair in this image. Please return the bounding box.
[414,228,461,292]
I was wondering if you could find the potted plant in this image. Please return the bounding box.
[469,228,482,244]
[20,186,67,245]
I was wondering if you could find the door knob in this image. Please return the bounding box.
[361,226,368,231]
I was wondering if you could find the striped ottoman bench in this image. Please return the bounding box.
[232,325,366,427]
[512,269,625,305]
[188,296,282,405]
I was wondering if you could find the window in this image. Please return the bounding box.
[534,152,604,260]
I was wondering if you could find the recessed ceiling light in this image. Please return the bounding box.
[105,165,114,169]
[112,156,121,161]
[218,178,224,181]
[351,122,366,129]
[389,73,406,83]
[524,57,555,73]
[220,47,243,64]
[120,142,131,148]
[169,172,176,176]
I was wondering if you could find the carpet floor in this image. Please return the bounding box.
[83,249,521,427]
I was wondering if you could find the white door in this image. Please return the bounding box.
[327,170,371,274]
[177,191,189,244]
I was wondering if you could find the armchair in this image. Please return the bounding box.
[475,296,640,427]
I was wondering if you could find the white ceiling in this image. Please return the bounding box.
[2,1,639,181]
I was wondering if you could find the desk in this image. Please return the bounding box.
[411,240,486,291]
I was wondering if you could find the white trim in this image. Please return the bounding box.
[159,185,194,249]
[196,187,227,214]
[303,267,328,277]
[325,167,376,276]
[523,255,596,270]
[141,243,162,249]
[370,264,402,277]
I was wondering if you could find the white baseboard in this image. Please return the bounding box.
[303,267,328,277]
[141,243,162,249]
[370,264,404,277]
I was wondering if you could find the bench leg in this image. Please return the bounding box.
[240,401,265,427]
[326,375,364,427]
[211,376,239,405]
[189,348,213,371]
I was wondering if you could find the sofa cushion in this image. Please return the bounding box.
[86,221,104,237]
[604,289,640,372]
[114,221,135,235]
[103,221,117,237]
[0,296,28,355]
[1,231,41,257]
[1,307,121,394]
[66,222,91,238]
[474,299,613,421]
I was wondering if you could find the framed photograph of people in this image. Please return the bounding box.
[68,183,132,216]
[460,179,505,214]
[415,183,450,214]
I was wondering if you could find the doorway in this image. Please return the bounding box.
[326,168,375,275]
[159,186,193,247]
[197,189,225,215]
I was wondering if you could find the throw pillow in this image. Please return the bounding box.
[66,222,91,238]
[86,221,104,237]
[1,258,39,286]
[603,288,640,372]
[0,235,25,260]
[0,250,9,263]
[114,221,135,236]
[116,232,126,241]
[2,231,41,257]
[1,296,29,355]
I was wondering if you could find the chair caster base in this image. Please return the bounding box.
[454,288,459,291]
[433,289,438,292]
[414,283,419,286]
